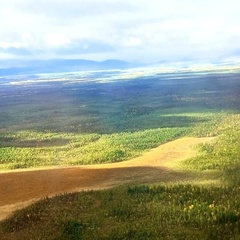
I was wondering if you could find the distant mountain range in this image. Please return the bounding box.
[0,59,133,76]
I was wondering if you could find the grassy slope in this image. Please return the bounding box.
[0,114,239,239]
[0,127,188,170]
[0,112,230,171]
[0,72,239,239]
[0,185,239,240]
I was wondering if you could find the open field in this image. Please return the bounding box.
[0,70,239,170]
[1,122,239,239]
[0,69,240,239]
[0,126,239,239]
[0,136,215,221]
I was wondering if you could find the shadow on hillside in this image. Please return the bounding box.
[0,165,196,206]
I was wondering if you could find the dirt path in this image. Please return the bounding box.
[0,137,214,221]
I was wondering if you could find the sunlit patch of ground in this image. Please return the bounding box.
[0,136,215,221]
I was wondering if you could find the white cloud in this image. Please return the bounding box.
[44,34,71,48]
[1,0,240,63]
[121,37,143,47]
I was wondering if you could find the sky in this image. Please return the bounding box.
[1,0,240,65]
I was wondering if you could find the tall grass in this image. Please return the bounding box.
[0,185,239,239]
[184,114,240,185]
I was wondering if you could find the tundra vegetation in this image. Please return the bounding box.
[0,71,239,239]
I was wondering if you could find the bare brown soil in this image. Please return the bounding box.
[0,137,214,221]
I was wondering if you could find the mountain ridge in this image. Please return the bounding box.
[0,59,132,76]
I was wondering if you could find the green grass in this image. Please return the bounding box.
[0,185,239,239]
[0,72,240,239]
[0,127,188,170]
[0,111,234,171]
[182,114,240,187]
[0,114,240,239]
